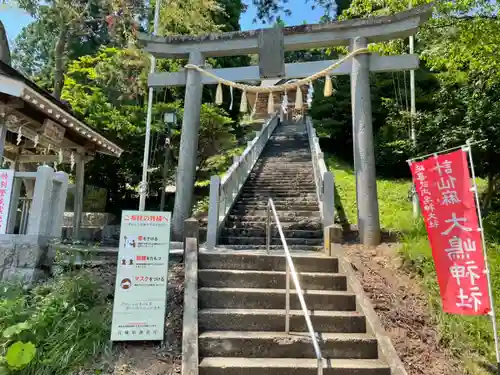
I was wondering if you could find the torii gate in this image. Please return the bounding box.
[139,5,432,244]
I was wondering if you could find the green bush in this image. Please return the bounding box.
[0,271,111,375]
[483,211,500,243]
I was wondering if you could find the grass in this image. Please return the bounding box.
[328,154,500,374]
[0,270,112,375]
[326,157,414,232]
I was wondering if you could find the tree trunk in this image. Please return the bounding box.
[0,20,11,65]
[481,172,499,214]
[53,25,69,100]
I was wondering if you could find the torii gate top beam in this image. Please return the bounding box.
[139,4,432,59]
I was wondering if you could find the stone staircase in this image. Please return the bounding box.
[196,250,392,374]
[189,119,400,375]
[219,121,323,250]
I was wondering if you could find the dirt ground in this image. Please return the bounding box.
[342,242,466,375]
[81,262,184,375]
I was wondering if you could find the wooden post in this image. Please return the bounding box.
[73,153,85,241]
[172,51,204,239]
[0,116,6,162]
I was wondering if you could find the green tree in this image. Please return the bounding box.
[9,0,145,97]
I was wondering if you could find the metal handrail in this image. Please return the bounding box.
[266,198,323,375]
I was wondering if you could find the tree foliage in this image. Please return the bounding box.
[308,0,500,207]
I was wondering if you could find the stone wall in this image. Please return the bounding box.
[0,234,57,282]
[62,212,116,242]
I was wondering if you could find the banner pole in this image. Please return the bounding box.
[465,140,500,374]
[407,139,487,163]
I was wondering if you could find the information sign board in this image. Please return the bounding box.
[110,211,171,341]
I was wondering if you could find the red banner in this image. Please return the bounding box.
[410,149,491,315]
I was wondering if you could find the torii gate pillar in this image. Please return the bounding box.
[351,37,380,245]
[172,51,204,239]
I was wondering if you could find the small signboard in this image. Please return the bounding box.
[110,211,171,341]
[42,118,66,144]
[0,170,15,234]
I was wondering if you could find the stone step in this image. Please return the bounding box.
[239,192,316,198]
[199,288,356,311]
[221,228,323,239]
[243,183,315,190]
[233,202,319,210]
[254,165,313,172]
[224,220,322,231]
[249,170,313,175]
[220,236,323,246]
[246,177,314,183]
[235,204,318,212]
[237,201,319,210]
[214,244,324,251]
[199,358,390,375]
[258,150,310,153]
[261,145,308,148]
[242,186,317,192]
[198,269,346,290]
[245,179,314,185]
[241,187,316,193]
[264,141,309,145]
[254,157,312,162]
[198,252,338,272]
[198,308,366,333]
[253,160,312,165]
[199,331,378,359]
[242,184,316,190]
[252,166,312,171]
[227,211,321,219]
[249,172,312,176]
[237,198,318,205]
[246,170,313,175]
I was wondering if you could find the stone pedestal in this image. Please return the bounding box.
[0,234,57,283]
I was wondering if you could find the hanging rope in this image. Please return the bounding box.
[184,48,370,94]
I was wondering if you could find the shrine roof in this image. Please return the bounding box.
[0,61,123,157]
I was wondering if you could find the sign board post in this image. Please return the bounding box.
[110,211,171,342]
[0,170,14,234]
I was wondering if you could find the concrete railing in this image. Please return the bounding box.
[305,116,335,229]
[206,114,279,250]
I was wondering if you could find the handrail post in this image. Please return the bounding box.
[266,200,271,253]
[285,262,290,334]
[322,171,335,227]
[207,175,221,250]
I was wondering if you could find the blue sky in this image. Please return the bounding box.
[0,2,323,45]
